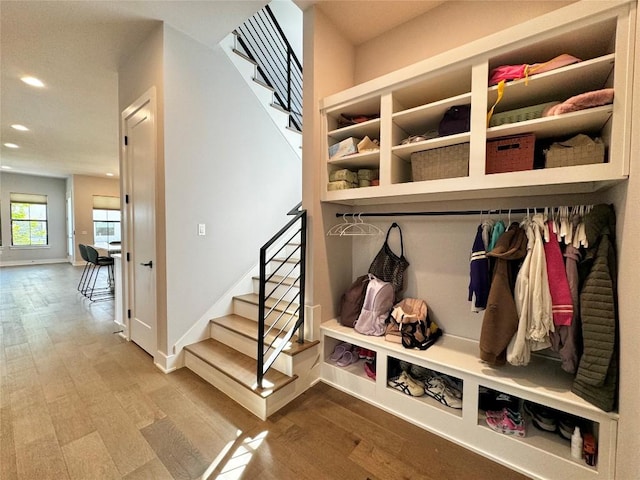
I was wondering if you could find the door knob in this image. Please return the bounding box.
[140,261,153,268]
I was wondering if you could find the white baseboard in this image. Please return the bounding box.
[154,350,179,373]
[0,258,69,267]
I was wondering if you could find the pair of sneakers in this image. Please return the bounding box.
[357,347,375,361]
[485,408,526,437]
[387,371,424,397]
[423,375,463,409]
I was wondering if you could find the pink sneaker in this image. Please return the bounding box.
[364,361,376,380]
[486,410,526,437]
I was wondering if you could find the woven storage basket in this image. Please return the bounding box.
[411,142,469,181]
[486,134,535,174]
[489,101,559,127]
[545,138,605,168]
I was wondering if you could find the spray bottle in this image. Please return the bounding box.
[571,426,583,460]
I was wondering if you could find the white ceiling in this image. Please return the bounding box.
[0,0,265,179]
[0,0,443,180]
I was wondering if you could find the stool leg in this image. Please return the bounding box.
[81,263,95,297]
[77,261,90,292]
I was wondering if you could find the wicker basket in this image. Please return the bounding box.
[545,137,605,168]
[489,101,559,127]
[486,134,535,174]
[411,143,469,181]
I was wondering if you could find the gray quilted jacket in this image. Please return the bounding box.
[571,204,618,412]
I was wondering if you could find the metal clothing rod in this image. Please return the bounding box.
[335,207,567,218]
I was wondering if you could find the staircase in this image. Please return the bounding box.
[184,208,319,420]
[219,4,302,156]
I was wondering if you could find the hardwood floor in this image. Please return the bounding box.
[0,264,530,480]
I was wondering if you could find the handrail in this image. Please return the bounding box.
[234,5,303,132]
[257,202,306,388]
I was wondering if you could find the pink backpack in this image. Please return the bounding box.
[354,274,394,336]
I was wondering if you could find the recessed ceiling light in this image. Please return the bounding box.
[3,143,19,149]
[1,165,13,170]
[106,173,114,177]
[21,76,45,88]
[11,124,29,131]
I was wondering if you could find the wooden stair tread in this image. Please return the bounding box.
[253,77,275,92]
[184,338,297,397]
[252,274,299,287]
[235,293,299,314]
[270,102,290,114]
[286,126,302,135]
[272,257,300,265]
[211,314,319,355]
[231,48,257,66]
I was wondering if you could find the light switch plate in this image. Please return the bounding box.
[198,224,206,236]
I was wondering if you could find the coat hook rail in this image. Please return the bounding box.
[334,206,588,218]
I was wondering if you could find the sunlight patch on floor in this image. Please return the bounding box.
[200,430,269,480]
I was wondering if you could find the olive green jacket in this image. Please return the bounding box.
[572,204,618,412]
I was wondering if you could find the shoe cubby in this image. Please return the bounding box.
[322,336,377,400]
[476,385,604,474]
[386,356,464,418]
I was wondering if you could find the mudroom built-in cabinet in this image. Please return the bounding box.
[309,1,638,480]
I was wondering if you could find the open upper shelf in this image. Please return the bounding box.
[320,3,633,206]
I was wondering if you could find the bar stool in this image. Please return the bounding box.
[77,244,92,296]
[85,245,114,301]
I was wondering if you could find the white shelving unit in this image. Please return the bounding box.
[317,1,636,479]
[320,2,635,207]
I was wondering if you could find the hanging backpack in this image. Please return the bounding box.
[339,274,370,328]
[354,274,394,336]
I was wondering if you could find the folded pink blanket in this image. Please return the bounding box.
[546,88,614,116]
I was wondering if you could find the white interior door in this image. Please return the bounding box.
[122,89,157,356]
[66,195,74,260]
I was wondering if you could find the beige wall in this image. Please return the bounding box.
[71,174,120,263]
[303,6,357,317]
[354,1,575,84]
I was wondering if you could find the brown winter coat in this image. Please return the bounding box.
[479,223,528,365]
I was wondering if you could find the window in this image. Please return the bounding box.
[10,193,48,246]
[93,195,121,245]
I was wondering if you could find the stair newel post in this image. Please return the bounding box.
[297,210,307,344]
[257,245,267,389]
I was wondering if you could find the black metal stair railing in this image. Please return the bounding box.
[257,202,306,388]
[234,5,303,132]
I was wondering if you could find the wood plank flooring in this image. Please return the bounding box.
[0,264,531,479]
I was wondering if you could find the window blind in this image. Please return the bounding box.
[93,195,120,210]
[10,193,47,204]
